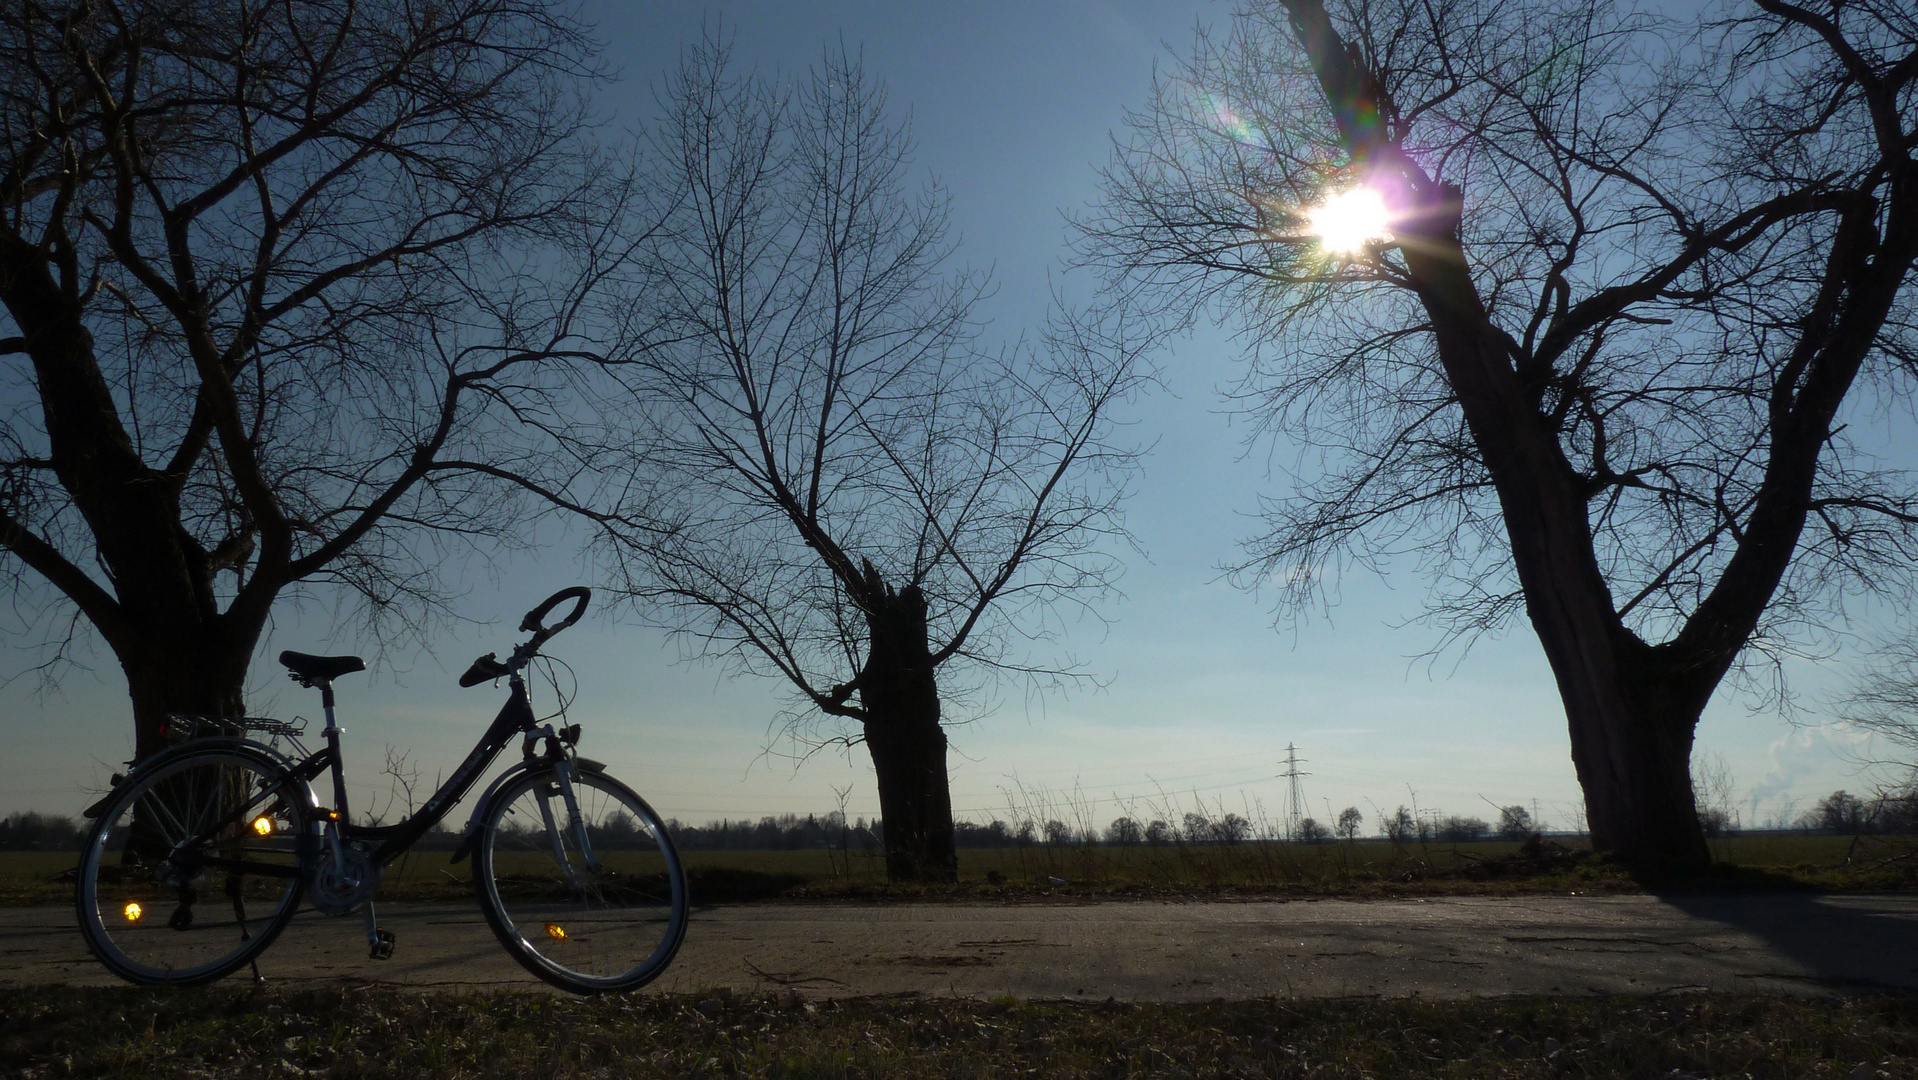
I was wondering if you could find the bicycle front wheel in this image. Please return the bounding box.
[473,766,687,993]
[76,746,311,985]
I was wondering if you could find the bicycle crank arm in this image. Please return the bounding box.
[362,902,395,960]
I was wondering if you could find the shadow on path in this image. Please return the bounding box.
[1654,890,1918,990]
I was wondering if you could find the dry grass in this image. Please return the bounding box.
[4,984,1916,1078]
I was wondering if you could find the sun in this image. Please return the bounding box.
[1307,187,1392,255]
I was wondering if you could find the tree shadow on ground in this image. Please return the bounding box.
[1635,864,1918,990]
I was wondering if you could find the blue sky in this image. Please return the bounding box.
[1,0,1894,835]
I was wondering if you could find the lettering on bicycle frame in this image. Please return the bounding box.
[415,687,537,826]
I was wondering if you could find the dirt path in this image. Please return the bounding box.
[8,893,1916,999]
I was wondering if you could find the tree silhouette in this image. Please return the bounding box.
[0,0,637,757]
[588,41,1142,882]
[1086,0,1918,866]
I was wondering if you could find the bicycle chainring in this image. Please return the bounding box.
[306,844,382,915]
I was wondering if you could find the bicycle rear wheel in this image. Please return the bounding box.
[473,766,687,993]
[76,746,311,985]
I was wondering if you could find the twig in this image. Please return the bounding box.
[744,961,850,988]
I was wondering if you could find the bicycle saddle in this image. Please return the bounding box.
[279,651,367,684]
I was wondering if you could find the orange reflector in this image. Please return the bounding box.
[544,923,567,942]
[252,815,274,836]
[124,901,143,923]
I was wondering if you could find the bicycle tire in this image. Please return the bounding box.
[473,766,687,993]
[76,745,312,985]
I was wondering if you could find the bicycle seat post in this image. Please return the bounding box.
[315,678,351,830]
[278,651,366,831]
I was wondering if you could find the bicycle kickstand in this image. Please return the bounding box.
[362,902,396,960]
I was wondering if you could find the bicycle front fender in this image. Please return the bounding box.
[446,755,607,864]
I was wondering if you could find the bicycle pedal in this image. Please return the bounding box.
[368,928,396,960]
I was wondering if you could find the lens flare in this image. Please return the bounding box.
[252,815,274,836]
[123,901,143,923]
[544,923,567,942]
[1308,187,1392,255]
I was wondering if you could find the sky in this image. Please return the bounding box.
[1,0,1904,837]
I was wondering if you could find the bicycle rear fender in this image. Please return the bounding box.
[82,739,318,819]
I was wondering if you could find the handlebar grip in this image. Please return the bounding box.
[459,653,508,688]
[520,586,591,634]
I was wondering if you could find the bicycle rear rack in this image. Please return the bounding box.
[163,713,308,745]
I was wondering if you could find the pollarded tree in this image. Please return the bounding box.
[1085,0,1918,867]
[591,42,1142,883]
[0,0,638,759]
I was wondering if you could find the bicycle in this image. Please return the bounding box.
[73,587,688,994]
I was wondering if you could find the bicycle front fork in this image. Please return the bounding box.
[528,730,601,884]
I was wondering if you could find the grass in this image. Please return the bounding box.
[7,833,1915,906]
[4,983,1916,1078]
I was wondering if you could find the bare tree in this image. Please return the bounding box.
[1084,0,1918,866]
[1495,805,1536,842]
[1435,815,1489,843]
[1334,805,1363,840]
[589,42,1142,883]
[1839,640,1918,760]
[0,0,637,759]
[1692,750,1741,838]
[1380,805,1416,843]
[1800,789,1870,833]
[1212,812,1252,844]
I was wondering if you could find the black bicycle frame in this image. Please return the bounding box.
[340,675,540,867]
[195,675,539,873]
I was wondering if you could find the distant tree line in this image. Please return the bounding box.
[666,814,877,853]
[0,804,1539,852]
[0,811,85,850]
[1796,790,1918,837]
[23,790,1916,855]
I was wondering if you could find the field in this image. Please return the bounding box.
[6,832,1914,905]
[5,984,1917,1078]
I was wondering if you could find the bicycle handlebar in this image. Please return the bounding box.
[458,587,591,688]
[520,586,590,635]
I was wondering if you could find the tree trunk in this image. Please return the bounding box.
[109,619,259,872]
[1529,620,1712,866]
[1473,388,1714,867]
[1564,680,1708,866]
[856,570,958,884]
[1399,200,1716,869]
[1,231,266,765]
[119,622,257,762]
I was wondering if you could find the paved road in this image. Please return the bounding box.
[7,894,1917,999]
